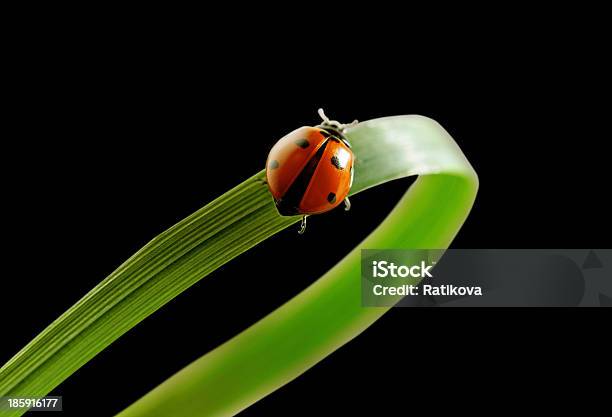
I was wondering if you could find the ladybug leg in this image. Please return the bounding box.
[343,197,351,211]
[298,215,308,234]
[256,178,268,185]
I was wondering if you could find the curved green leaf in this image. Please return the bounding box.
[0,115,478,417]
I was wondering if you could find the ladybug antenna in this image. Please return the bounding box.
[318,108,331,124]
[317,108,358,134]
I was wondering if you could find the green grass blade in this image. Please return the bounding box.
[117,115,479,417]
[0,115,477,417]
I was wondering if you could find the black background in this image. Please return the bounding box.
[2,13,610,416]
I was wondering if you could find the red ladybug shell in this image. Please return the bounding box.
[266,126,354,216]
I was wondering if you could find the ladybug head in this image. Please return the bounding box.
[317,108,357,148]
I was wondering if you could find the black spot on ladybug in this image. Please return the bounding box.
[269,160,279,169]
[295,138,310,148]
[331,155,344,170]
[327,192,337,204]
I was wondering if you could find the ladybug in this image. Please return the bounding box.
[265,109,357,233]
